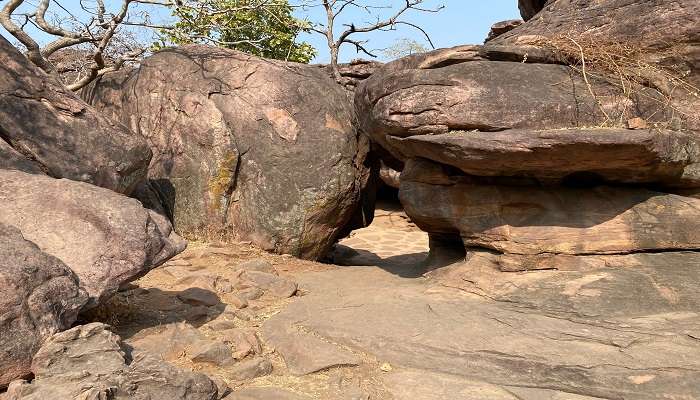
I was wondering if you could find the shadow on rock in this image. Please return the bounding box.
[78,286,225,340]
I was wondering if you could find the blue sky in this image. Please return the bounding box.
[0,1,520,63]
[298,1,521,63]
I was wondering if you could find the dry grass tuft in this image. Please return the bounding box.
[532,33,699,129]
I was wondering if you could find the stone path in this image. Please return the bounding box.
[74,205,700,400]
[333,201,429,269]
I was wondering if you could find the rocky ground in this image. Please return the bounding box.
[46,203,695,400]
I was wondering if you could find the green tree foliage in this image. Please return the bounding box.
[158,0,316,63]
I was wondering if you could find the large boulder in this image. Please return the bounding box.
[0,223,87,388]
[355,47,674,166]
[0,36,151,194]
[5,323,219,400]
[0,170,186,308]
[85,45,372,260]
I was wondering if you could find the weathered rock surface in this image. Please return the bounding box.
[485,19,523,42]
[265,264,700,399]
[0,36,150,194]
[263,318,360,376]
[5,323,219,400]
[0,170,186,307]
[355,52,670,164]
[496,0,700,131]
[0,224,87,388]
[390,128,700,187]
[498,0,699,82]
[86,45,372,260]
[225,387,311,400]
[400,159,700,257]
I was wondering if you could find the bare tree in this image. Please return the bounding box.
[307,0,443,81]
[0,0,300,91]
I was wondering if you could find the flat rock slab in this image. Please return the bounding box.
[264,264,700,399]
[224,387,311,400]
[390,128,700,187]
[262,320,360,376]
[383,369,604,400]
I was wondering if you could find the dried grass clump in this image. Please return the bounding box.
[532,33,699,129]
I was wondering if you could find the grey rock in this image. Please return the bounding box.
[0,170,186,308]
[0,223,87,387]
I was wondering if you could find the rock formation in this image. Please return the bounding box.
[5,323,219,400]
[0,170,186,308]
[0,224,87,387]
[355,0,700,270]
[0,36,151,195]
[85,45,373,260]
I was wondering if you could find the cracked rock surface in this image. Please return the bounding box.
[0,36,150,194]
[85,45,373,260]
[0,169,186,308]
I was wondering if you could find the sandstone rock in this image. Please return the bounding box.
[242,271,298,298]
[0,223,87,387]
[219,329,262,360]
[234,259,277,275]
[265,265,700,399]
[191,341,235,367]
[178,288,222,307]
[238,287,265,301]
[225,357,273,381]
[356,54,670,164]
[495,0,700,131]
[0,140,43,174]
[223,293,249,309]
[224,387,311,400]
[263,320,360,376]
[6,323,219,400]
[86,45,373,259]
[0,170,186,307]
[389,128,700,187]
[0,36,150,194]
[400,159,700,257]
[379,162,401,189]
[498,0,699,81]
[485,19,523,42]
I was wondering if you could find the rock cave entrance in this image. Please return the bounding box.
[331,169,432,275]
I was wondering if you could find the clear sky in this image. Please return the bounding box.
[0,0,521,64]
[298,1,521,63]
